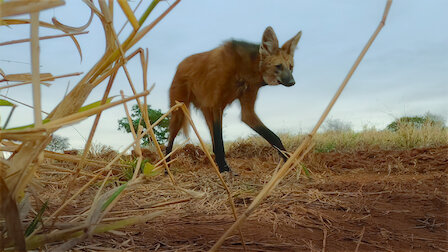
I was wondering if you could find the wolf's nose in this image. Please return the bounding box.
[283,78,295,87]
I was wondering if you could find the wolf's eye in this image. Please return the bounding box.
[275,64,283,70]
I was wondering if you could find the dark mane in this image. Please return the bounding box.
[228,40,260,60]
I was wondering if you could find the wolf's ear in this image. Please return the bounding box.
[282,30,302,56]
[260,26,279,57]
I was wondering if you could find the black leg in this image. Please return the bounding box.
[252,125,288,161]
[165,109,183,172]
[212,121,231,173]
[166,140,174,161]
[240,89,288,162]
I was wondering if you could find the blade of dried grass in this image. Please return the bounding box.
[30,11,42,127]
[52,236,86,252]
[44,89,151,130]
[0,128,48,141]
[85,0,172,86]
[0,81,50,91]
[153,138,189,170]
[128,0,180,50]
[130,80,176,182]
[142,48,149,113]
[0,72,82,91]
[121,197,193,211]
[25,223,89,250]
[119,55,175,183]
[92,48,144,88]
[47,47,143,120]
[0,95,43,113]
[51,8,93,33]
[26,210,165,250]
[0,0,64,18]
[2,19,84,61]
[14,72,81,85]
[0,31,88,46]
[98,0,119,57]
[108,0,114,17]
[210,1,393,250]
[120,90,141,156]
[10,138,51,198]
[47,195,187,223]
[118,0,144,36]
[117,0,140,30]
[39,164,97,178]
[143,107,176,183]
[96,210,165,233]
[0,73,53,82]
[0,176,26,252]
[4,135,49,197]
[132,139,144,179]
[151,102,184,129]
[43,151,129,169]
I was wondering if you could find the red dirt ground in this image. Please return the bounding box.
[84,145,448,251]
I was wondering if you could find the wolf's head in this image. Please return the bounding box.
[259,26,302,87]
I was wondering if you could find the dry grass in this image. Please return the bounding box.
[2,0,435,251]
[227,124,448,157]
[0,1,183,250]
[31,141,448,250]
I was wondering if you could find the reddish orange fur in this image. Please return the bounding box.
[167,26,302,172]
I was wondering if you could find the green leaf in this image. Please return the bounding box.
[301,164,311,178]
[101,183,127,211]
[143,162,161,177]
[0,99,14,106]
[138,0,160,26]
[25,201,48,237]
[78,96,116,113]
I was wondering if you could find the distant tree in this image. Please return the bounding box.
[386,112,446,132]
[323,118,352,132]
[46,135,70,152]
[118,104,170,145]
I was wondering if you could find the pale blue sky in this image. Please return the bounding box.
[1,0,447,150]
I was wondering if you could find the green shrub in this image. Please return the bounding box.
[118,104,169,146]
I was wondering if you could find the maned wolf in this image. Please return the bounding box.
[166,26,302,173]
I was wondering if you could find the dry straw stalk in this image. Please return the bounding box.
[178,103,247,250]
[30,11,42,127]
[1,1,182,249]
[210,0,393,250]
[0,0,64,18]
[0,31,88,46]
[0,72,83,91]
